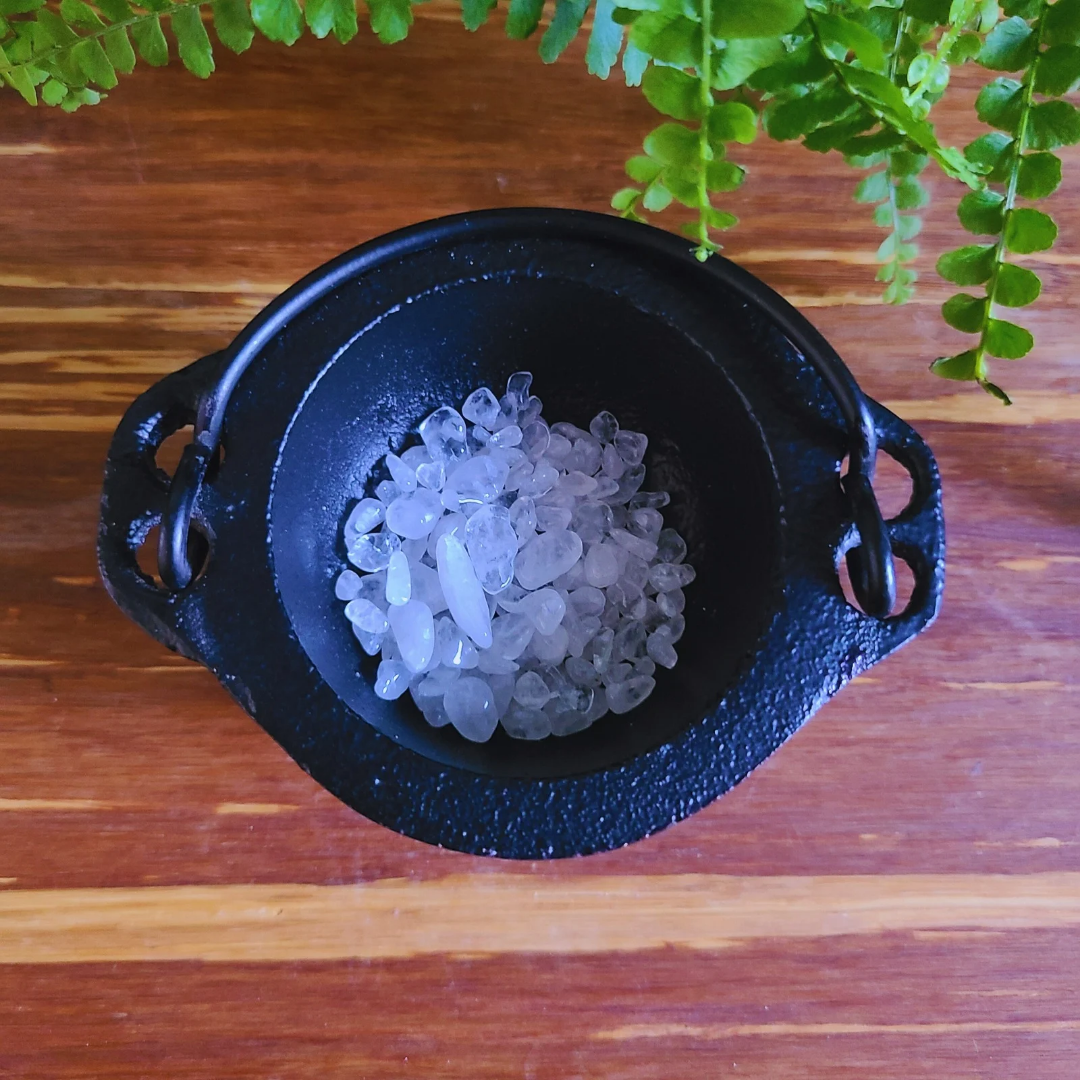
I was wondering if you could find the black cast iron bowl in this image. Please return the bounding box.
[98,208,944,859]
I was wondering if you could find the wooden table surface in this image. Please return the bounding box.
[2,11,1079,1077]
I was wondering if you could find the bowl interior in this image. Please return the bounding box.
[271,273,782,778]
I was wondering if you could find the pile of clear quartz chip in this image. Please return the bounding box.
[335,372,694,742]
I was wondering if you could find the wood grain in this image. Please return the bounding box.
[1,11,1079,1078]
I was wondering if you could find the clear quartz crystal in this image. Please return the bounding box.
[345,498,385,536]
[385,489,444,539]
[444,676,498,742]
[515,529,583,590]
[462,387,501,428]
[374,660,411,701]
[436,532,493,648]
[465,504,517,594]
[388,599,435,673]
[385,550,412,606]
[337,373,695,742]
[385,452,417,493]
[347,530,400,572]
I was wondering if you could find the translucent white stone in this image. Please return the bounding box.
[388,599,435,673]
[552,559,586,591]
[614,429,648,465]
[420,405,468,465]
[409,561,447,615]
[602,662,634,687]
[515,460,558,499]
[401,445,432,469]
[444,676,498,742]
[469,425,491,450]
[381,633,400,662]
[589,410,619,443]
[611,464,646,503]
[385,452,417,493]
[588,628,614,671]
[427,511,465,560]
[564,437,602,476]
[515,587,566,635]
[515,529,583,591]
[491,395,519,432]
[531,625,569,665]
[646,625,678,669]
[351,623,384,656]
[568,585,606,617]
[629,507,664,540]
[562,609,598,658]
[613,620,647,662]
[635,656,656,677]
[584,542,620,588]
[490,612,535,659]
[570,501,613,544]
[505,458,534,493]
[628,491,670,512]
[417,695,452,727]
[415,665,461,698]
[345,498,385,536]
[509,496,537,541]
[559,471,598,497]
[657,588,685,617]
[610,527,658,562]
[606,674,656,714]
[415,461,445,491]
[435,616,479,668]
[347,530,400,572]
[335,569,362,601]
[345,597,389,634]
[501,702,551,740]
[518,395,543,427]
[565,655,602,688]
[436,532,493,649]
[505,370,533,405]
[666,614,686,642]
[465,504,517,594]
[385,550,412,606]
[656,527,688,564]
[521,420,550,461]
[649,562,697,591]
[477,649,519,675]
[545,433,572,460]
[488,673,516,719]
[385,489,444,539]
[592,477,621,499]
[535,505,572,532]
[601,443,626,480]
[489,424,522,448]
[375,480,400,504]
[462,387,501,428]
[374,659,411,700]
[551,421,589,441]
[513,671,552,708]
[445,455,510,508]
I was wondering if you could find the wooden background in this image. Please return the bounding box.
[1,9,1079,1076]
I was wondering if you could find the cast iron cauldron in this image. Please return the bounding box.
[98,209,944,858]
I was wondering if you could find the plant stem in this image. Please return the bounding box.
[908,0,979,106]
[3,0,208,81]
[694,0,713,259]
[971,0,1046,388]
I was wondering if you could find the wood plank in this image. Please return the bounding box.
[2,874,1080,963]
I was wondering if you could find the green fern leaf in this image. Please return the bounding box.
[173,5,214,77]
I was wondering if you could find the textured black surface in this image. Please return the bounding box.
[98,209,945,858]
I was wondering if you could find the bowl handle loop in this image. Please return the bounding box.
[97,353,224,656]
